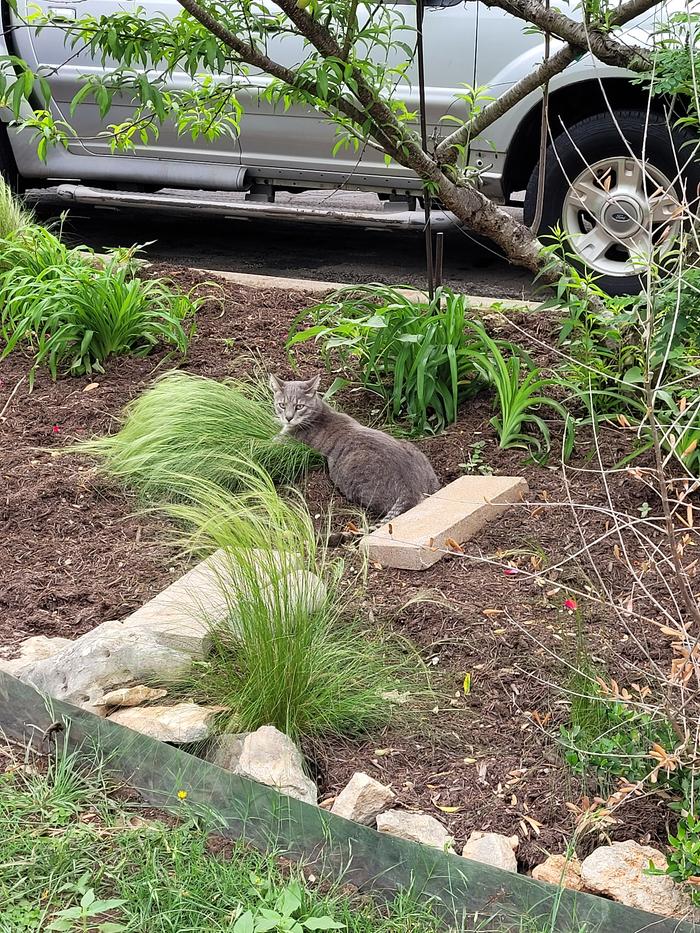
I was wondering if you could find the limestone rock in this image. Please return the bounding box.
[12,619,197,710]
[532,854,584,891]
[17,635,73,662]
[121,552,326,654]
[376,810,455,852]
[205,733,247,771]
[108,703,223,743]
[0,635,73,675]
[462,831,518,873]
[207,726,317,805]
[119,550,230,655]
[581,841,693,917]
[99,685,168,709]
[331,772,394,825]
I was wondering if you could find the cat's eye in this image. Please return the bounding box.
[296,403,305,410]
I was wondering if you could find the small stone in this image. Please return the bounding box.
[17,635,73,662]
[581,840,694,917]
[532,854,584,891]
[209,726,317,806]
[99,685,168,708]
[108,703,224,743]
[381,690,411,705]
[376,810,455,852]
[331,772,395,825]
[462,831,518,872]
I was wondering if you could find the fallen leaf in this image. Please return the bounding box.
[463,673,472,695]
[434,802,463,814]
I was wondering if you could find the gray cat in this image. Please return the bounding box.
[270,374,440,522]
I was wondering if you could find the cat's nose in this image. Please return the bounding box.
[285,413,294,422]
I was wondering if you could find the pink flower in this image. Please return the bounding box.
[503,567,518,576]
[52,424,60,434]
[564,598,577,610]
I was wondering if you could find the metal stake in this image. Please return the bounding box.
[434,231,444,289]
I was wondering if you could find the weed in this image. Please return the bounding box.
[560,676,678,796]
[73,371,319,498]
[0,224,198,381]
[288,284,482,435]
[459,441,493,475]
[47,881,126,932]
[654,812,700,905]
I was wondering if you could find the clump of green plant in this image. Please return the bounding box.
[650,813,700,905]
[466,320,573,459]
[0,223,197,381]
[560,675,678,796]
[0,178,32,238]
[459,440,493,475]
[163,473,428,741]
[74,371,319,498]
[288,284,482,435]
[233,878,343,932]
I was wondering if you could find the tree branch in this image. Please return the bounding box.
[477,0,653,68]
[436,0,663,165]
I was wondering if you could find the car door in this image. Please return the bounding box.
[8,0,244,170]
[234,0,477,184]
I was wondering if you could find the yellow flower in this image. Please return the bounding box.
[177,790,188,800]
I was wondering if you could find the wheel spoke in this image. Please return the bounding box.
[570,176,609,217]
[611,157,644,198]
[572,225,613,264]
[649,187,682,224]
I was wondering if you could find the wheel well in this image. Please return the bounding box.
[501,78,668,202]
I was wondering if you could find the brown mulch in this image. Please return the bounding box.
[0,264,687,868]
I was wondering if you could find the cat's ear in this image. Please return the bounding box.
[304,374,321,395]
[268,374,283,393]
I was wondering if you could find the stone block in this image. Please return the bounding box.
[360,475,528,570]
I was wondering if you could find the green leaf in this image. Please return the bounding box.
[233,910,255,933]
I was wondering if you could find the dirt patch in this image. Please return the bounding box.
[1,264,685,868]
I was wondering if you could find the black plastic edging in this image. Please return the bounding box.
[1,670,696,933]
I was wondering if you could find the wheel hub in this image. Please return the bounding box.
[601,196,643,237]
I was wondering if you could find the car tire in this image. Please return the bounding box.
[523,110,700,296]
[0,123,25,193]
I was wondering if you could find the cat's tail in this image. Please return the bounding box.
[363,498,409,535]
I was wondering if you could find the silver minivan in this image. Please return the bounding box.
[1,0,697,291]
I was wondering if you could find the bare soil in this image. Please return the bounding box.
[0,265,684,868]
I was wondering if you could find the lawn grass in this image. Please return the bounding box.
[0,740,449,933]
